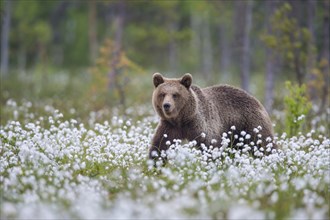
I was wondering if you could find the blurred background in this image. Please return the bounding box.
[0,0,329,118]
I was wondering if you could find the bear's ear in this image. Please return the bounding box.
[180,73,192,89]
[153,72,164,88]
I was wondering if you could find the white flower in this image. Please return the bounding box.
[221,137,230,148]
[151,151,158,157]
[2,101,329,219]
[230,126,236,130]
[163,134,168,138]
[240,131,246,136]
[155,160,163,167]
[297,115,305,121]
[266,137,272,142]
[160,150,167,158]
[201,132,206,138]
[190,140,197,146]
[236,142,244,147]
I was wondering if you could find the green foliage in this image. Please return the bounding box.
[62,8,89,66]
[260,3,312,83]
[10,0,53,67]
[4,0,327,86]
[125,0,192,71]
[284,81,311,137]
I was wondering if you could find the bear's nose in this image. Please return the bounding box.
[163,103,171,111]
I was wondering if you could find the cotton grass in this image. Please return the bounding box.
[1,101,329,219]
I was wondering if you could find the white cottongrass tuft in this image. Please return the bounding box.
[245,134,251,140]
[1,102,329,219]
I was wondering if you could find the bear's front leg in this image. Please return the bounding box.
[149,122,177,164]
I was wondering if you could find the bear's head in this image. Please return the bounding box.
[152,73,196,123]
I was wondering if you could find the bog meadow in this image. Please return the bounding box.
[1,1,329,219]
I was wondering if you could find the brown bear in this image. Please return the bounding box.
[149,73,276,161]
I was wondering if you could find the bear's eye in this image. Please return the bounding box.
[172,93,179,99]
[159,93,166,98]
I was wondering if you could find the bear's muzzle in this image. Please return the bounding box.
[163,103,171,112]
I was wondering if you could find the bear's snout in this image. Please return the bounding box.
[163,103,171,112]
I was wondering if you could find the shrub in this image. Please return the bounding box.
[284,81,311,137]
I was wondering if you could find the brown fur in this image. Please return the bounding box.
[149,73,276,160]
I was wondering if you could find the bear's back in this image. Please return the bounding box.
[199,84,272,136]
[202,85,262,111]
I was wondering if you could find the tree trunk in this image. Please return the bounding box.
[169,22,178,73]
[1,0,11,76]
[306,0,317,103]
[219,24,230,82]
[108,1,126,106]
[323,0,330,70]
[290,0,303,26]
[240,0,253,92]
[264,0,277,112]
[319,0,329,113]
[294,53,303,85]
[190,13,202,73]
[201,12,213,81]
[307,0,316,65]
[291,0,304,85]
[88,0,98,63]
[18,46,26,75]
[50,1,69,66]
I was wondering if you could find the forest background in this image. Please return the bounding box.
[1,0,329,125]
